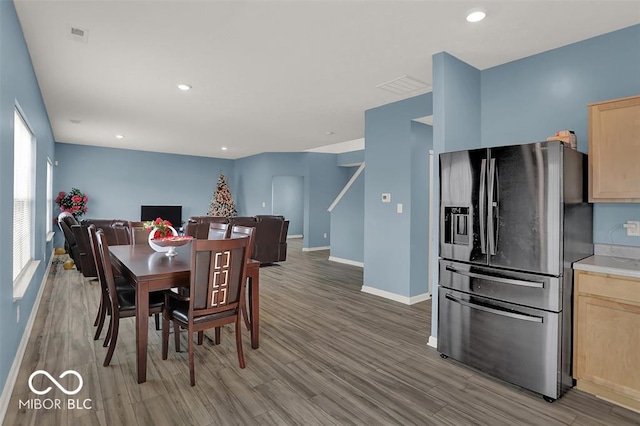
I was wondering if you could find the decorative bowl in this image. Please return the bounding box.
[151,235,194,247]
[149,235,193,257]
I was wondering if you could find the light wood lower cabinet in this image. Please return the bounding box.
[573,270,640,412]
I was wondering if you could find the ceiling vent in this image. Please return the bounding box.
[376,75,430,95]
[68,26,89,43]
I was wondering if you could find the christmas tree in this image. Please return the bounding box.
[208,173,237,218]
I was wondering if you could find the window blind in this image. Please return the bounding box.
[13,109,34,281]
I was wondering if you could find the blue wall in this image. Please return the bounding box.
[430,52,482,338]
[0,0,56,405]
[337,149,364,166]
[54,143,234,245]
[234,152,349,249]
[330,168,364,263]
[430,25,640,340]
[410,121,432,297]
[272,175,304,235]
[364,93,432,298]
[481,24,640,247]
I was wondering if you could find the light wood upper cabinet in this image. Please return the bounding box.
[588,94,640,202]
[573,270,640,413]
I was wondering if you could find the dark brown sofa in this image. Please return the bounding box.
[186,215,289,264]
[72,219,132,278]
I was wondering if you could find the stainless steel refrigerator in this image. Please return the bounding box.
[438,141,593,401]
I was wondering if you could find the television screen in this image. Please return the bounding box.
[141,205,182,228]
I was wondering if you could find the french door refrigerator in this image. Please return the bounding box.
[438,141,593,401]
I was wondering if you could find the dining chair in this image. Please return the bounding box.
[94,228,165,367]
[87,224,133,342]
[162,236,251,386]
[130,226,150,245]
[207,222,230,240]
[230,225,255,332]
[175,224,253,346]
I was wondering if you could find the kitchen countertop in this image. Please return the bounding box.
[573,244,640,279]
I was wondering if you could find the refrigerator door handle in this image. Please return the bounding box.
[445,265,544,288]
[445,293,544,323]
[487,158,497,255]
[479,159,487,254]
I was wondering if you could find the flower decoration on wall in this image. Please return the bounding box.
[55,188,88,218]
[144,217,175,239]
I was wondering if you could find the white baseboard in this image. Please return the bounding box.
[0,251,54,424]
[302,246,330,252]
[287,234,303,239]
[328,256,364,268]
[428,336,438,349]
[361,286,431,305]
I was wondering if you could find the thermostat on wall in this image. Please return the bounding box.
[381,193,391,203]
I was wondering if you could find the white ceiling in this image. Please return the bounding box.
[13,1,640,159]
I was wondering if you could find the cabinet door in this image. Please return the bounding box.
[574,291,640,401]
[589,95,640,202]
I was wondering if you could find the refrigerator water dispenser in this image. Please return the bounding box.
[444,207,469,245]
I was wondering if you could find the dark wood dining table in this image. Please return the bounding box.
[109,243,260,384]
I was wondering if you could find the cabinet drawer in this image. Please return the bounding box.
[576,271,640,305]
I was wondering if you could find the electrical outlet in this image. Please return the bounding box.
[323,233,327,238]
[262,202,266,208]
[397,203,403,214]
[623,221,640,236]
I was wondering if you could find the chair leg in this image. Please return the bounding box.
[103,315,119,367]
[93,296,107,340]
[197,331,203,345]
[162,314,170,360]
[214,327,221,345]
[235,317,246,369]
[154,313,161,330]
[93,294,103,326]
[103,315,113,348]
[188,329,196,386]
[174,320,181,352]
[242,305,250,331]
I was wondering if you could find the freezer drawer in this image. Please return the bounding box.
[440,259,561,311]
[438,288,561,399]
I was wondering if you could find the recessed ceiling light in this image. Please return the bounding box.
[325,131,334,135]
[177,84,192,91]
[221,146,228,151]
[466,9,487,23]
[115,134,124,139]
[69,119,82,124]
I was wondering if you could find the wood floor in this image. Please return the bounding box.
[4,239,640,425]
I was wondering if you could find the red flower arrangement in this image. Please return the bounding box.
[55,188,88,218]
[143,217,175,239]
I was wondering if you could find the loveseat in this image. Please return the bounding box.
[185,215,289,264]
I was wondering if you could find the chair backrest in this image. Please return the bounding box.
[87,225,109,302]
[131,226,150,245]
[95,229,119,310]
[189,237,251,314]
[58,211,79,245]
[230,225,255,259]
[207,222,230,240]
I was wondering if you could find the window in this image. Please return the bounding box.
[46,158,54,238]
[13,108,35,282]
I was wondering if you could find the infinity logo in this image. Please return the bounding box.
[28,370,83,396]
